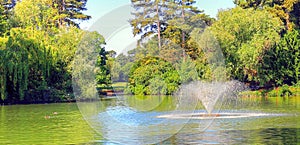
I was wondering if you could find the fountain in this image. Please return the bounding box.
[157,80,289,121]
[157,80,251,119]
[196,81,227,115]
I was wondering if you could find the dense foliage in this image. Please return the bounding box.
[208,5,299,89]
[127,0,299,94]
[234,0,300,31]
[260,30,300,86]
[0,0,109,104]
[128,57,180,95]
[210,7,283,83]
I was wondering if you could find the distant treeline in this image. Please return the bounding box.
[111,0,300,95]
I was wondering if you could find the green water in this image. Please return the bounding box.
[1,96,300,144]
[0,103,101,144]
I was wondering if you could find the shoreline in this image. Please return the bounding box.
[1,85,299,105]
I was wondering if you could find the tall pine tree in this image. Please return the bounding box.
[130,0,173,49]
[52,0,91,28]
[162,0,213,59]
[130,0,213,51]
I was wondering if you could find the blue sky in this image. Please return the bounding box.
[79,0,235,29]
[79,0,235,55]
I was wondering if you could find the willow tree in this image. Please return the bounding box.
[0,28,52,103]
[0,37,8,101]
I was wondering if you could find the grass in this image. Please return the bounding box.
[112,82,128,87]
[111,82,128,92]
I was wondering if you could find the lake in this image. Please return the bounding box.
[1,96,300,144]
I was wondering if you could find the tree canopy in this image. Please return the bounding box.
[234,0,300,31]
[210,7,283,83]
[0,0,109,104]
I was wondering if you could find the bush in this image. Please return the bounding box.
[279,84,292,97]
[128,56,180,95]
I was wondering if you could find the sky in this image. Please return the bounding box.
[80,0,235,29]
[79,0,235,55]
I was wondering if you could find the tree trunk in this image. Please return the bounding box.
[181,3,186,59]
[156,2,162,49]
[58,0,65,28]
[285,11,291,31]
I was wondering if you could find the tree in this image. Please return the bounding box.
[162,0,214,58]
[188,28,224,81]
[14,0,90,29]
[0,0,17,11]
[128,56,180,95]
[129,1,215,83]
[130,0,168,49]
[0,28,52,103]
[52,0,91,27]
[0,37,8,102]
[165,0,199,49]
[110,61,121,82]
[210,7,283,83]
[0,4,8,36]
[116,53,130,66]
[260,29,300,86]
[130,0,214,61]
[72,31,109,98]
[234,0,300,31]
[113,53,134,82]
[48,27,84,98]
[0,0,18,36]
[78,31,110,88]
[0,0,92,104]
[14,0,60,33]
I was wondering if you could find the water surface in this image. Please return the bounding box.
[1,96,300,144]
[0,103,101,144]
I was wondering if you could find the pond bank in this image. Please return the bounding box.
[241,85,300,98]
[1,84,300,105]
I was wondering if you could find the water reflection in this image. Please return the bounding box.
[1,96,299,144]
[164,128,300,144]
[77,95,198,144]
[89,96,300,144]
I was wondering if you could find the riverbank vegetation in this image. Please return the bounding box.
[241,83,300,98]
[0,0,299,104]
